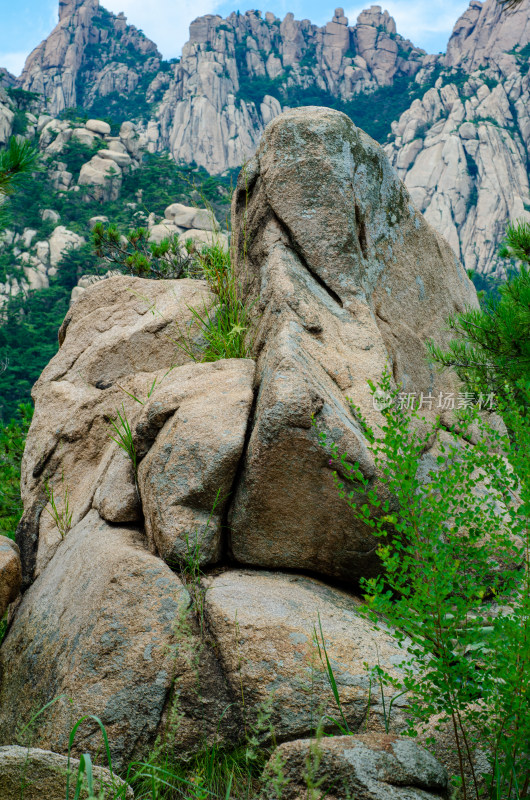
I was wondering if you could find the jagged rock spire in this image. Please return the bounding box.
[59,0,98,22]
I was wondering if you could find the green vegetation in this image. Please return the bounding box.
[430,220,530,410]
[0,403,32,541]
[319,371,530,798]
[93,223,193,279]
[173,242,253,362]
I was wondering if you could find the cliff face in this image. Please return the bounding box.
[445,0,530,70]
[19,0,161,117]
[386,0,530,276]
[154,6,426,172]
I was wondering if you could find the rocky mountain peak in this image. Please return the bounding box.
[356,5,397,35]
[19,0,160,116]
[58,0,96,22]
[445,0,530,69]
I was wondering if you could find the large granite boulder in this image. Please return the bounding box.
[229,106,477,582]
[262,734,449,800]
[0,746,133,800]
[16,275,214,586]
[0,511,235,769]
[204,570,409,739]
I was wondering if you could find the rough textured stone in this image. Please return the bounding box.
[0,746,133,800]
[0,537,22,618]
[48,225,84,267]
[78,155,122,202]
[85,118,111,135]
[263,734,448,800]
[137,360,255,567]
[229,106,477,582]
[17,275,214,585]
[204,570,410,739]
[386,67,530,276]
[0,511,234,769]
[19,1,160,117]
[445,0,530,70]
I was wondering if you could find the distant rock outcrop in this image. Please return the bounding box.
[387,0,530,276]
[445,0,530,70]
[19,0,161,116]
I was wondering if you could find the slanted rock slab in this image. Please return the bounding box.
[0,746,133,800]
[229,105,478,583]
[16,275,214,585]
[262,734,449,800]
[0,511,235,769]
[204,570,409,739]
[137,359,255,567]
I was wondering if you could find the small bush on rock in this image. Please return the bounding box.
[93,223,193,279]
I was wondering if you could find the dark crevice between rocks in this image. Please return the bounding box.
[270,210,344,309]
[221,388,259,565]
[354,202,368,259]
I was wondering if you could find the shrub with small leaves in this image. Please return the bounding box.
[93,222,193,279]
[317,369,530,799]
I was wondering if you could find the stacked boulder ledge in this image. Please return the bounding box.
[0,107,477,795]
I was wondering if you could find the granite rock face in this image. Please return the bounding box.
[387,0,530,277]
[0,93,481,786]
[0,746,134,800]
[229,106,477,580]
[204,571,410,738]
[16,275,214,585]
[263,734,449,800]
[137,360,255,567]
[0,512,234,769]
[19,0,161,117]
[0,537,22,618]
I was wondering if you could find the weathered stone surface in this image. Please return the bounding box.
[78,155,122,202]
[387,67,530,276]
[445,0,530,70]
[0,511,234,769]
[137,360,255,567]
[85,118,111,135]
[0,537,22,618]
[165,203,218,231]
[263,734,448,800]
[229,106,477,582]
[17,275,214,585]
[0,746,133,800]
[204,570,409,739]
[19,0,160,117]
[48,225,85,267]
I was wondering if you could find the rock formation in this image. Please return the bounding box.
[263,734,449,800]
[0,746,133,799]
[229,106,476,579]
[0,108,477,783]
[18,0,161,117]
[386,61,530,276]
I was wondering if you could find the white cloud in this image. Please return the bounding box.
[0,51,30,77]
[345,0,471,52]
[102,0,224,59]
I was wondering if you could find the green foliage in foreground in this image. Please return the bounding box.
[0,403,32,541]
[0,137,38,231]
[319,371,530,799]
[430,220,530,410]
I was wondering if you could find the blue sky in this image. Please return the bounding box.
[0,0,472,77]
